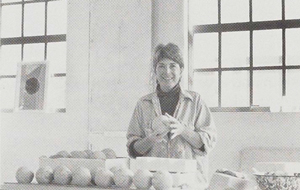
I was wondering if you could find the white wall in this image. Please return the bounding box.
[210,112,300,176]
[1,0,300,184]
[88,0,152,133]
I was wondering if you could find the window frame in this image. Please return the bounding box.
[189,0,300,112]
[0,0,67,112]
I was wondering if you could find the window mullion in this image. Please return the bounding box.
[250,31,253,106]
[249,0,253,23]
[218,32,222,107]
[218,0,222,107]
[282,0,286,96]
[282,0,285,21]
[44,0,48,60]
[249,0,253,106]
[1,35,66,45]
[21,0,25,61]
[282,29,286,96]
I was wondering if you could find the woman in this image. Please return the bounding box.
[127,43,217,186]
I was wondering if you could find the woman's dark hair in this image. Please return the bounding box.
[153,43,184,69]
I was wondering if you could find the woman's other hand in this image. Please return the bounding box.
[165,113,204,149]
[151,115,172,134]
[165,113,185,139]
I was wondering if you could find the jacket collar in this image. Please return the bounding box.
[142,89,193,102]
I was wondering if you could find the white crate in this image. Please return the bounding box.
[207,173,256,190]
[131,157,197,173]
[171,172,199,188]
[39,157,129,172]
[254,162,300,174]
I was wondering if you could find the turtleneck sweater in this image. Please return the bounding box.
[156,83,181,116]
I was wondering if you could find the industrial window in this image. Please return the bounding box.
[189,0,300,112]
[0,0,67,112]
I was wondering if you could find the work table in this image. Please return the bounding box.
[0,183,196,190]
[1,183,134,190]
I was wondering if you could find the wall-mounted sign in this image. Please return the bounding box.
[14,61,50,112]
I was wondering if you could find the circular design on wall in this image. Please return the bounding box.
[25,77,40,95]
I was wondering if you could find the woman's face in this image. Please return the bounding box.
[155,58,183,92]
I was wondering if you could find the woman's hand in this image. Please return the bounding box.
[148,130,169,143]
[165,113,185,139]
[133,129,169,155]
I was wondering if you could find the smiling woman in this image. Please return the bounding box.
[127,43,217,187]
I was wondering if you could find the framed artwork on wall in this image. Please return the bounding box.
[14,61,50,112]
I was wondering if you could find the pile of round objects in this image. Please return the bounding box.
[15,149,176,189]
[48,148,117,159]
[16,166,174,189]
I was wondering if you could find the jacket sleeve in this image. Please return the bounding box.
[126,101,145,158]
[192,97,217,156]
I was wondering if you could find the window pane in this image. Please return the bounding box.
[285,0,300,19]
[221,71,249,107]
[0,45,22,75]
[253,70,282,106]
[47,0,67,35]
[47,42,67,73]
[286,28,300,66]
[193,72,218,107]
[286,70,300,100]
[24,2,45,36]
[48,76,66,109]
[253,0,281,21]
[1,0,21,3]
[222,0,249,23]
[0,78,16,109]
[0,5,22,38]
[193,33,218,68]
[23,43,45,62]
[253,30,282,66]
[189,0,218,25]
[222,31,249,68]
